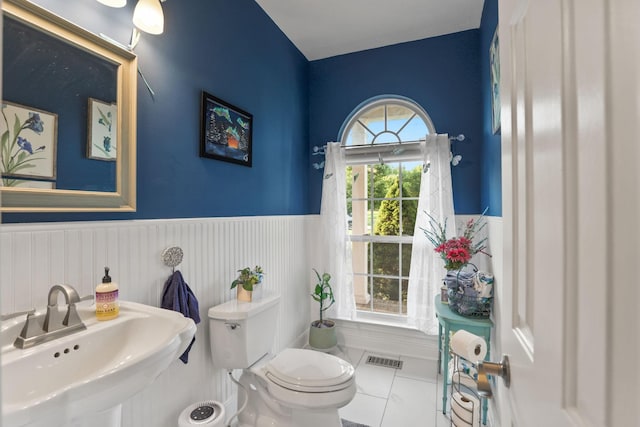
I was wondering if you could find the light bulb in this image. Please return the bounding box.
[133,0,164,35]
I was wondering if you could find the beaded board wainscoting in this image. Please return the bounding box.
[0,215,315,427]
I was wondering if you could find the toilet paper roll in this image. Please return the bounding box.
[451,391,480,427]
[450,330,487,362]
[451,410,471,427]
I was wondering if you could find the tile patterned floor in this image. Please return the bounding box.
[336,347,454,427]
[230,346,485,427]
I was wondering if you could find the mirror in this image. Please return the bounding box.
[1,0,137,212]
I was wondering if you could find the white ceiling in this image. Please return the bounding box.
[255,0,486,61]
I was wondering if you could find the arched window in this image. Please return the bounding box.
[339,96,435,147]
[339,96,435,317]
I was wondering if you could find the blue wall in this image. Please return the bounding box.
[479,0,502,216]
[3,0,310,222]
[4,16,118,192]
[3,1,501,222]
[307,31,483,215]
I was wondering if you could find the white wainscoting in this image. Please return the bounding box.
[0,214,504,426]
[0,215,314,427]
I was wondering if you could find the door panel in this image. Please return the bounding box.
[499,0,639,425]
[500,0,586,424]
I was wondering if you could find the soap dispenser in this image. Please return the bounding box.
[96,266,119,320]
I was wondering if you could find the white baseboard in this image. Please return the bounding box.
[288,329,311,350]
[334,319,438,360]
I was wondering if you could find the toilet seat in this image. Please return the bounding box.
[264,348,355,393]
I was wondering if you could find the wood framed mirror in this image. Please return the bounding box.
[1,0,137,212]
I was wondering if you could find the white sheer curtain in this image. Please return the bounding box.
[407,134,456,334]
[318,142,356,320]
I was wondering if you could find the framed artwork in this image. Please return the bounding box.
[8,179,55,189]
[490,26,501,134]
[0,101,58,186]
[200,91,253,167]
[87,98,117,161]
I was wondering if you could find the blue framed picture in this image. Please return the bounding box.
[200,91,253,167]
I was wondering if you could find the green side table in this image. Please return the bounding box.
[434,296,493,425]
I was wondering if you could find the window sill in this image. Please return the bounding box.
[351,310,416,330]
[333,312,438,359]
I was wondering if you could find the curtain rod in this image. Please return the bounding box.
[312,134,464,155]
[312,134,465,168]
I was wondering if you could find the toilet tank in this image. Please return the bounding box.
[208,293,279,369]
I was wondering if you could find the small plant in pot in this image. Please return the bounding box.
[309,269,337,350]
[230,266,263,302]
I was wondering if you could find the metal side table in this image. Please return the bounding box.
[435,296,493,425]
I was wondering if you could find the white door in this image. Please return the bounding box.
[498,0,640,426]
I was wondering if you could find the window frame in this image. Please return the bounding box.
[338,96,436,144]
[340,96,435,318]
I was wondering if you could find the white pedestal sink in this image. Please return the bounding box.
[1,301,197,427]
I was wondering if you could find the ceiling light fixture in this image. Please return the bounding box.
[133,0,165,35]
[98,0,167,98]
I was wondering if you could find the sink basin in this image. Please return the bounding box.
[1,300,197,427]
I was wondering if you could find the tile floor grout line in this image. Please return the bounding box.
[339,346,445,427]
[378,363,399,427]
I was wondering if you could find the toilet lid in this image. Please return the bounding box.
[265,348,354,392]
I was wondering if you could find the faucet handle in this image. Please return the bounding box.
[1,308,36,321]
[17,310,41,340]
[79,294,94,303]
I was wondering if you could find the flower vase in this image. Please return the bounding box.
[237,286,252,302]
[252,283,263,301]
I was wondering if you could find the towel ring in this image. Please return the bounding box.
[162,246,183,272]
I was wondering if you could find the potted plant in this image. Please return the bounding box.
[308,269,337,350]
[422,209,493,315]
[230,266,264,302]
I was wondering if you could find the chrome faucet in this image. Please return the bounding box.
[13,284,90,349]
[43,284,83,332]
[1,308,36,321]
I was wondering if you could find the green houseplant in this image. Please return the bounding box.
[309,269,337,350]
[230,266,263,302]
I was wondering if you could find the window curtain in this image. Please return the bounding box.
[407,134,456,334]
[318,142,356,320]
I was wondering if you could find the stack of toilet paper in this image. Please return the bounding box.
[448,330,485,426]
[451,391,480,427]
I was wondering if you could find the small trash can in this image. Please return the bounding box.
[178,400,225,427]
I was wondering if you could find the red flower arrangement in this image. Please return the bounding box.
[422,210,491,270]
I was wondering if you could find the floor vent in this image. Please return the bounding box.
[365,355,403,370]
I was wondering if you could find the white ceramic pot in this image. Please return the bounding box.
[308,319,337,350]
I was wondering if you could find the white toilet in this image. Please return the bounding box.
[208,294,356,427]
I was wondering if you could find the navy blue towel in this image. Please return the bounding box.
[161,270,201,364]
